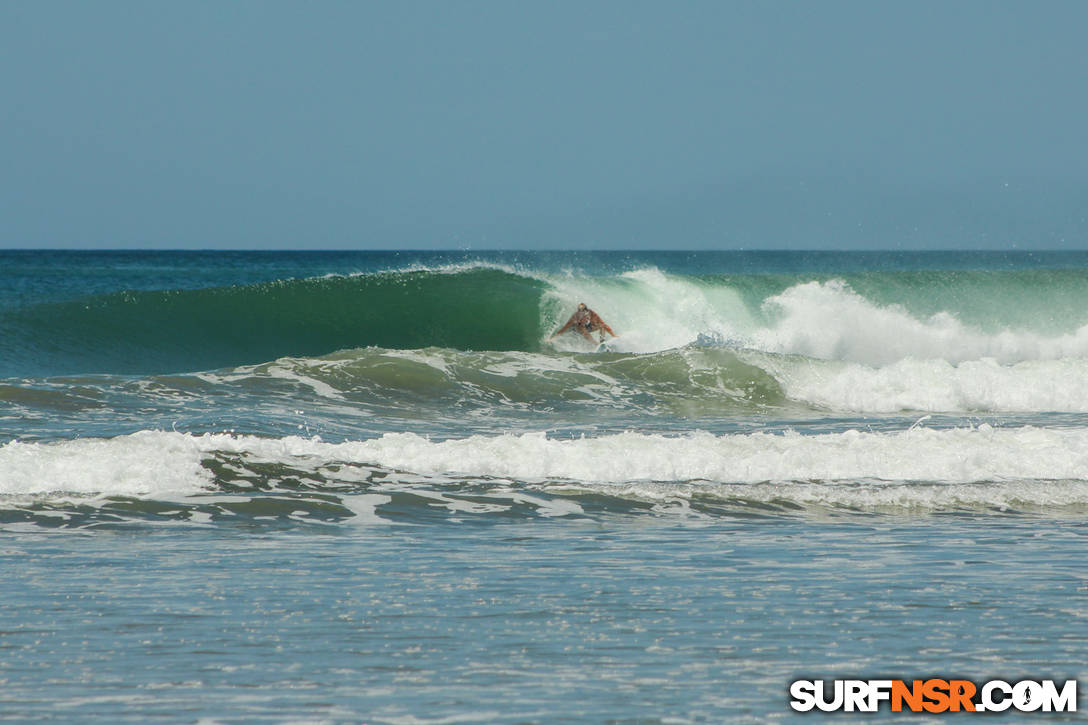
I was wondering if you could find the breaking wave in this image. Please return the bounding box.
[5,426,1088,529]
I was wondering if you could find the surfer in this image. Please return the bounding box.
[550,303,617,343]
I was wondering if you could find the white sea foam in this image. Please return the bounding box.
[540,271,1088,365]
[337,426,1088,487]
[5,427,1088,511]
[753,355,1088,413]
[0,431,212,497]
[542,267,752,354]
[752,280,1088,366]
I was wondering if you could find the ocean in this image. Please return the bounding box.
[2,250,1087,723]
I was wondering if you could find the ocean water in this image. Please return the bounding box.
[2,249,1087,723]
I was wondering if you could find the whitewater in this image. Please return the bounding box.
[3,250,1088,723]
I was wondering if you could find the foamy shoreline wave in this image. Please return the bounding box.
[4,427,1088,513]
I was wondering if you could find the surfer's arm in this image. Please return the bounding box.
[550,315,577,338]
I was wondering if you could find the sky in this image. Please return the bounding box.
[1,1,1086,250]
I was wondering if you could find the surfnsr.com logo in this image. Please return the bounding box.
[789,679,1077,713]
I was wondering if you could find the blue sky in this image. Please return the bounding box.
[2,1,1086,249]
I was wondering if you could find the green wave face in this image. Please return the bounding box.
[5,262,1088,378]
[0,346,793,446]
[232,346,791,419]
[2,268,549,376]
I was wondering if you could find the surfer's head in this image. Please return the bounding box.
[578,303,587,311]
